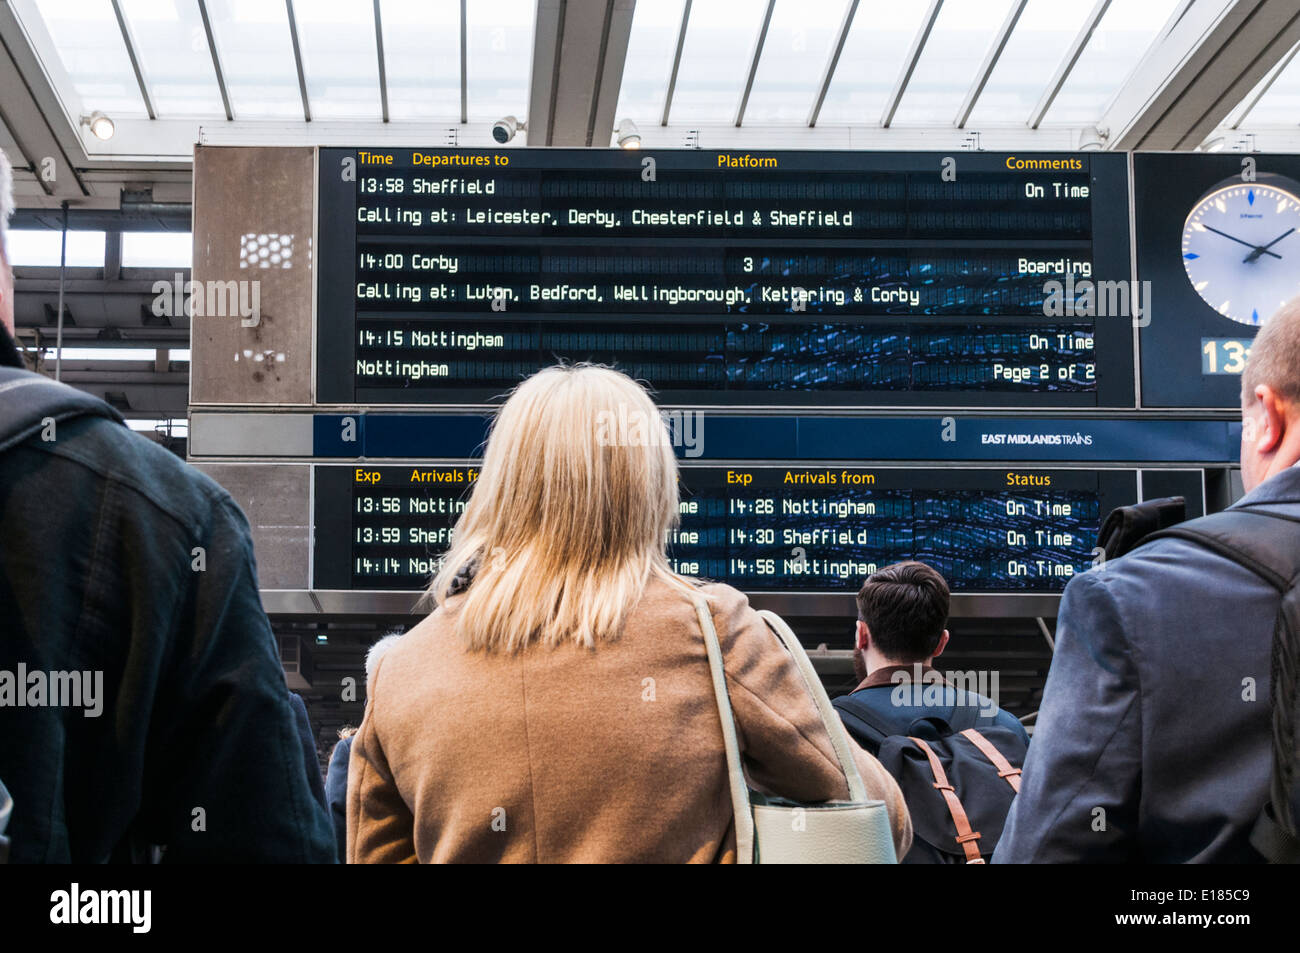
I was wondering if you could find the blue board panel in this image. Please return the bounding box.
[313,413,1237,464]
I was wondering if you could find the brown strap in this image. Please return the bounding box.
[959,728,1022,793]
[908,736,985,864]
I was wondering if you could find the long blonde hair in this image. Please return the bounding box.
[429,364,686,651]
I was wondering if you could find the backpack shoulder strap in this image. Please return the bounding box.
[958,728,1023,793]
[908,736,984,864]
[1145,506,1300,863]
[1143,508,1300,592]
[0,367,121,453]
[833,692,894,746]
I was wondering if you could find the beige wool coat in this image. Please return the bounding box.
[347,577,912,863]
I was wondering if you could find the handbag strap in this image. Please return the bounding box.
[756,609,869,803]
[693,597,756,864]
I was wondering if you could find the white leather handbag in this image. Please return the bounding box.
[694,597,898,864]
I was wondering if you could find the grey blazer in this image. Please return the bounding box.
[995,465,1300,863]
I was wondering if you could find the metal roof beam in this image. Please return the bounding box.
[0,5,87,201]
[1101,0,1300,150]
[1230,38,1300,128]
[808,0,859,128]
[197,0,233,121]
[285,0,312,122]
[661,0,691,126]
[526,0,637,147]
[956,0,1026,128]
[109,0,155,120]
[460,0,468,123]
[881,0,942,128]
[1028,0,1111,129]
[734,0,775,127]
[374,0,389,122]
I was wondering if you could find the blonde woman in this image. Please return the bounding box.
[347,364,910,863]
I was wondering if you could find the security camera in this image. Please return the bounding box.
[492,116,524,144]
[615,119,641,149]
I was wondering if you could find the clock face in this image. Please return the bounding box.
[1182,182,1300,326]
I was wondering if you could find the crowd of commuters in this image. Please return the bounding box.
[1,147,1296,863]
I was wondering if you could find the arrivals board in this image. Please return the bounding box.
[313,465,1205,593]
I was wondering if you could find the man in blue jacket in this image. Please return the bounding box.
[0,152,335,862]
[833,561,1029,754]
[996,298,1300,863]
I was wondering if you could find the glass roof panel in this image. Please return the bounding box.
[965,0,1091,126]
[118,0,225,117]
[890,0,1015,125]
[25,0,147,118]
[669,0,769,124]
[1045,0,1181,124]
[743,0,847,124]
[380,0,461,121]
[8,230,107,268]
[206,0,304,118]
[615,0,686,125]
[815,0,929,124]
[464,0,535,122]
[121,230,194,268]
[294,0,382,120]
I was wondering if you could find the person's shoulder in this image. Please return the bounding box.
[32,414,233,530]
[1067,527,1258,608]
[836,684,891,713]
[628,573,740,623]
[694,579,754,614]
[990,705,1029,739]
[328,734,354,766]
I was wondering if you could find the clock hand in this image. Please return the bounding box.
[1202,224,1283,259]
[1243,226,1296,263]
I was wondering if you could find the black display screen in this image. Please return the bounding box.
[312,465,1206,593]
[316,149,1135,407]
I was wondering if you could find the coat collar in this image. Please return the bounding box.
[853,662,942,693]
[1232,463,1300,508]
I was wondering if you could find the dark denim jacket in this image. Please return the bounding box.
[0,343,335,862]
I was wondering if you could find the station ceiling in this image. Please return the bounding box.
[3,0,1300,209]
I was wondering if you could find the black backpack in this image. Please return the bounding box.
[0,365,121,864]
[1122,502,1300,863]
[837,699,1027,864]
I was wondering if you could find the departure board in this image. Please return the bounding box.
[316,149,1135,407]
[312,466,1204,593]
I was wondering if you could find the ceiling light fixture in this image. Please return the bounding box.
[615,119,641,149]
[80,111,115,140]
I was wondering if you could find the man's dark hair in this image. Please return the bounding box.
[856,561,950,663]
